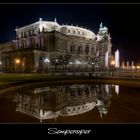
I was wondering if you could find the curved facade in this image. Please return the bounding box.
[14,84,113,121]
[0,19,112,73]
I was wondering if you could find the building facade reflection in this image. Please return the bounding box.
[13,84,119,122]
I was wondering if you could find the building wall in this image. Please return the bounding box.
[0,20,112,73]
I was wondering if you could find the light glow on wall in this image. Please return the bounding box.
[75,60,81,64]
[45,58,50,63]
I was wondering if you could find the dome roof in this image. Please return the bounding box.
[15,19,97,40]
[60,25,96,39]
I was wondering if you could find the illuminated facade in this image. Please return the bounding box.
[0,18,112,73]
[13,84,115,122]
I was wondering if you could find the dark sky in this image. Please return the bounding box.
[0,4,140,64]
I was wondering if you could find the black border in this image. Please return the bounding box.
[0,1,140,138]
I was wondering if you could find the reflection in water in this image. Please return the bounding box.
[115,85,119,95]
[13,84,119,122]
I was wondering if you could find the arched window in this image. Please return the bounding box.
[85,45,89,53]
[70,44,75,52]
[91,48,94,55]
[78,46,82,53]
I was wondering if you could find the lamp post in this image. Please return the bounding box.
[110,60,115,77]
[15,58,20,73]
[44,58,50,72]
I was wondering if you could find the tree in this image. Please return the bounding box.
[86,55,100,75]
[51,54,71,74]
[51,55,62,72]
[61,54,71,74]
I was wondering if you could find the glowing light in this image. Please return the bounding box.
[45,58,50,63]
[0,61,2,65]
[15,59,20,64]
[40,109,43,117]
[105,85,109,94]
[115,50,120,68]
[115,85,119,95]
[39,24,44,32]
[75,60,81,64]
[137,66,140,69]
[111,60,115,66]
[105,51,109,67]
[69,62,73,64]
[39,18,42,21]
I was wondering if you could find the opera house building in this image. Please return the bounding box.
[0,18,112,74]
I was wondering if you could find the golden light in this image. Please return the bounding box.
[132,66,135,69]
[111,60,115,66]
[15,59,20,64]
[137,66,140,69]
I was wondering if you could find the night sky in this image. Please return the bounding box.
[0,4,140,64]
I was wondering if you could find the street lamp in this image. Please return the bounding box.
[44,58,50,72]
[110,60,115,77]
[15,59,20,64]
[44,58,50,63]
[111,60,115,66]
[15,59,20,73]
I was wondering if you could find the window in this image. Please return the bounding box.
[78,31,80,34]
[68,30,70,33]
[85,46,89,53]
[29,31,32,36]
[26,32,29,37]
[70,46,73,52]
[21,32,24,38]
[70,91,75,97]
[78,46,82,53]
[85,89,89,95]
[73,30,75,34]
[31,31,33,36]
[91,48,94,54]
[70,45,75,52]
[78,90,82,96]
